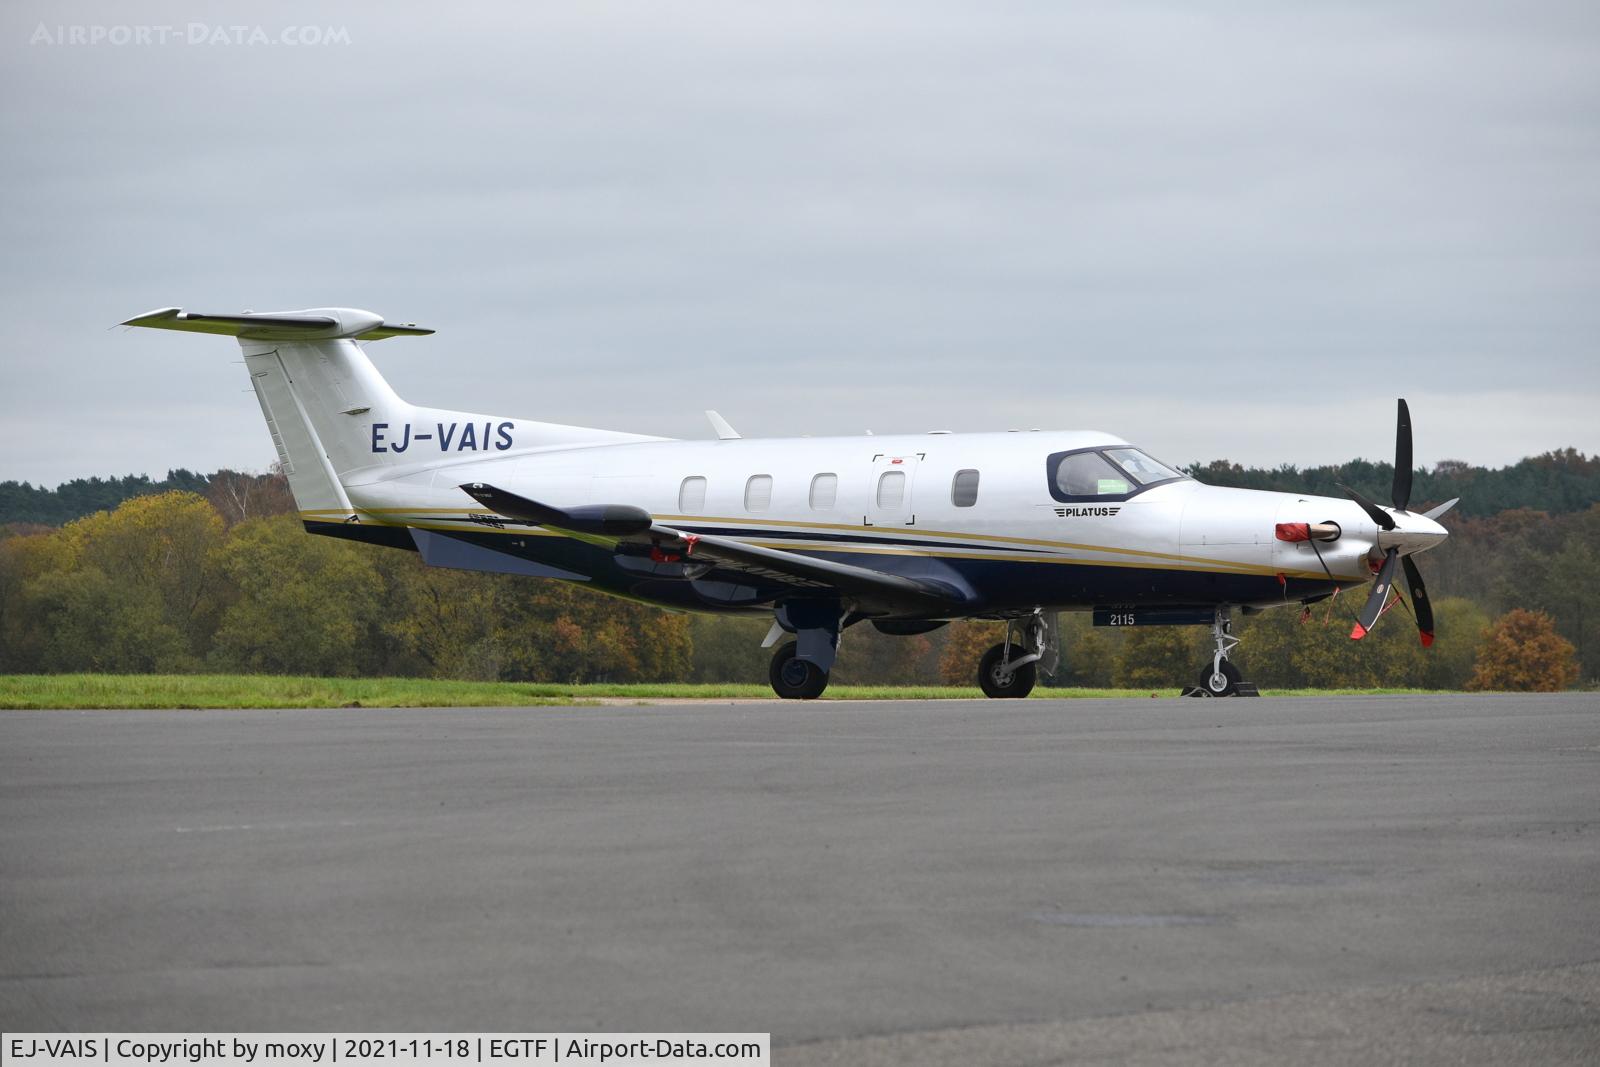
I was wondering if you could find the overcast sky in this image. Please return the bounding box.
[2,1,1596,485]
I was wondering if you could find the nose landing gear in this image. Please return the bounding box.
[1185,606,1257,697]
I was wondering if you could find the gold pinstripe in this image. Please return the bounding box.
[304,508,1236,567]
[302,510,1363,582]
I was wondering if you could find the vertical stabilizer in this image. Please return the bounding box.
[122,305,669,517]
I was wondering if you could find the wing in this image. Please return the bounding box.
[458,483,969,615]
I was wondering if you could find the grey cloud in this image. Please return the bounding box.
[1,0,1596,484]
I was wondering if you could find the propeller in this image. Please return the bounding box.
[1401,554,1434,648]
[1343,399,1440,647]
[1338,482,1395,530]
[1351,548,1399,641]
[1392,398,1412,510]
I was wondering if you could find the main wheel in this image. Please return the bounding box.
[769,642,829,700]
[978,643,1036,699]
[1199,659,1241,696]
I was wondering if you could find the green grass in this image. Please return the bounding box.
[0,674,1455,709]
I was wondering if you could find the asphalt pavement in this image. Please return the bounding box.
[2,694,1597,1063]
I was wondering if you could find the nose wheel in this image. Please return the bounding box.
[1185,606,1255,697]
[1200,659,1241,696]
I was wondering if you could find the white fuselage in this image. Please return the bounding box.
[320,424,1431,614]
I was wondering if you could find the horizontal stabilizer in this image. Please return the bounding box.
[121,306,433,341]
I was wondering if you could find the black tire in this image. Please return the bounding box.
[1199,659,1241,697]
[978,642,1037,699]
[769,642,829,700]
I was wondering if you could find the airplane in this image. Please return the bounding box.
[124,305,1456,699]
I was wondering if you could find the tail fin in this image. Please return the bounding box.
[124,306,665,518]
[124,307,434,515]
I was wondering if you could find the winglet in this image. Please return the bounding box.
[705,411,741,440]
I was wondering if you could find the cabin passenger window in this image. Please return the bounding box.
[1053,451,1131,498]
[876,470,906,509]
[810,473,838,510]
[745,474,773,512]
[951,469,980,507]
[678,476,706,513]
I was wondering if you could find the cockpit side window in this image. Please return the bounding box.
[1046,447,1186,503]
[1053,451,1130,498]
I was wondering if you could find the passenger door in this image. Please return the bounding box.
[865,452,922,527]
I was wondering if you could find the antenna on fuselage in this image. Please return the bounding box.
[705,410,741,440]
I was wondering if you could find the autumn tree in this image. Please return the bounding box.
[377,551,500,679]
[1112,625,1203,689]
[25,568,195,672]
[686,615,773,683]
[12,492,226,672]
[939,620,1005,685]
[1235,597,1427,690]
[1419,598,1491,690]
[0,531,63,670]
[831,625,941,686]
[490,578,693,684]
[204,468,296,526]
[1049,613,1118,688]
[1465,609,1579,692]
[62,491,227,650]
[208,514,383,675]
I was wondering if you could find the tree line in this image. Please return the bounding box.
[1189,448,1600,518]
[5,450,1597,529]
[0,460,1592,689]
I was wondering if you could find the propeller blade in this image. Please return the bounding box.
[1401,554,1435,648]
[1339,483,1396,531]
[1393,398,1413,512]
[1423,497,1459,521]
[1351,548,1399,640]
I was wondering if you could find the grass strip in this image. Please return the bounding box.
[0,674,1455,709]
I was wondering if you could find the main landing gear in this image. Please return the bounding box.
[770,642,829,700]
[978,611,1058,699]
[766,601,844,700]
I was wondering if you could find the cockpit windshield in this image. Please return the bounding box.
[1102,448,1186,486]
